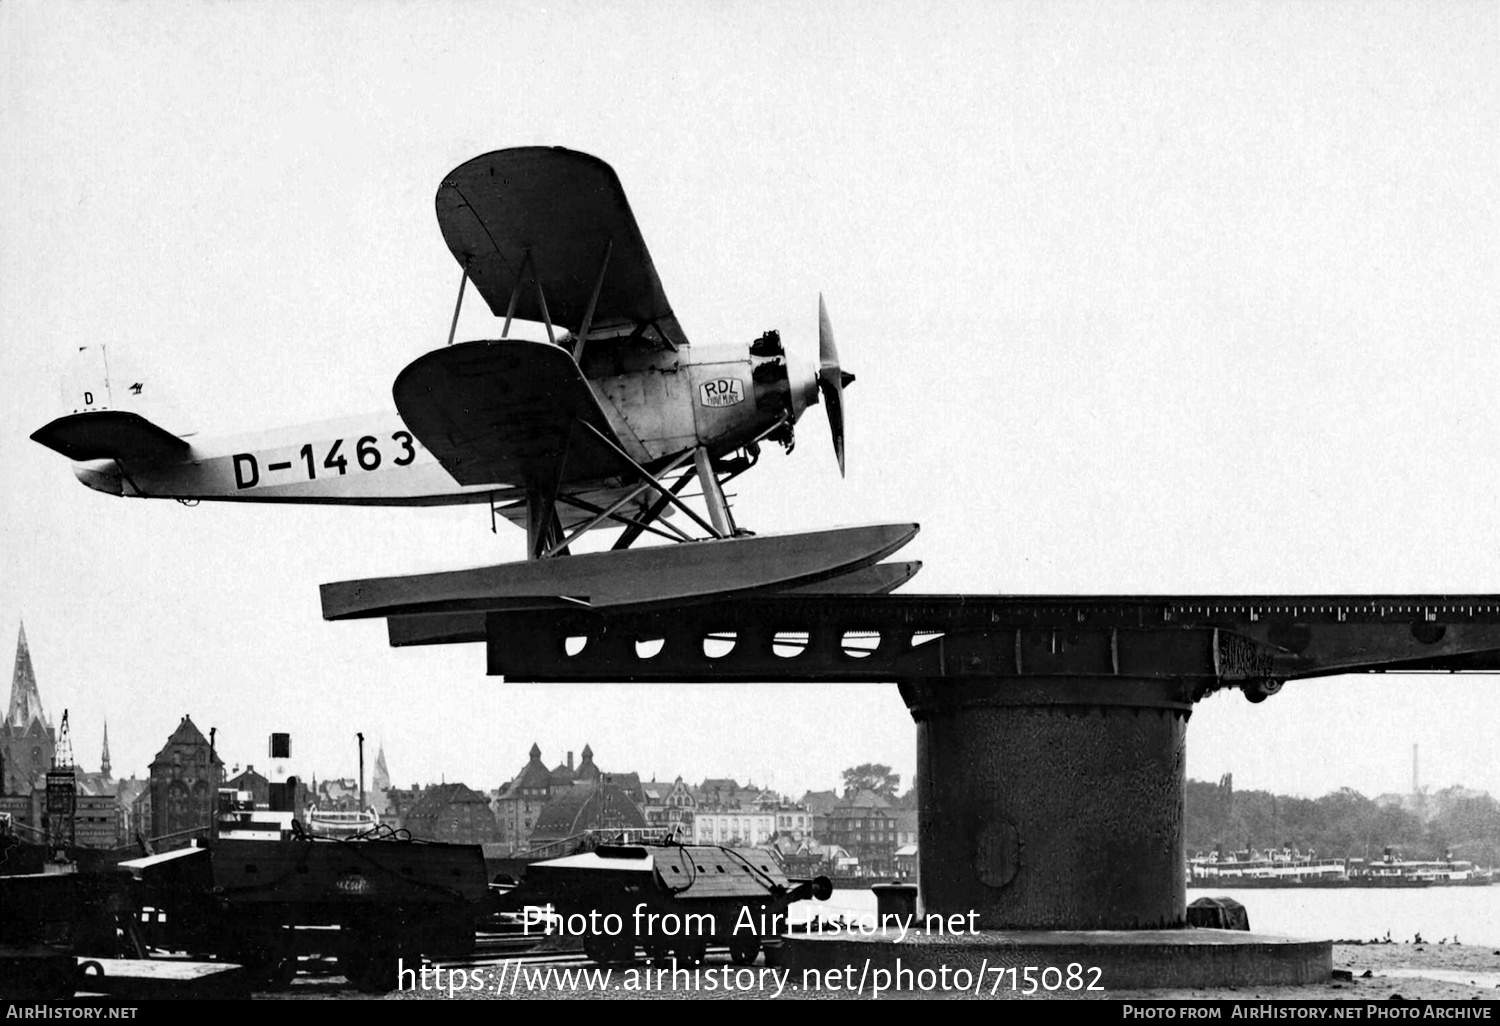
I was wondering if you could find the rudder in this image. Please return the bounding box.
[31,345,191,462]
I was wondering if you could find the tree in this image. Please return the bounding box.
[842,763,900,799]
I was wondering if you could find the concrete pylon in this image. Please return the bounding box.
[901,676,1191,930]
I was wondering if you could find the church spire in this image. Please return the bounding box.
[101,719,112,779]
[8,622,47,731]
[373,744,390,792]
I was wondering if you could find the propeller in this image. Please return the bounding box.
[818,293,855,476]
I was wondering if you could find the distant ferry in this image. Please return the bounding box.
[1189,846,1492,888]
[1354,848,1493,887]
[1189,848,1360,888]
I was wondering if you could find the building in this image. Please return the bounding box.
[71,726,122,850]
[693,807,776,846]
[894,808,919,848]
[114,776,149,841]
[772,801,813,841]
[528,780,648,847]
[1,624,54,797]
[641,780,668,826]
[130,785,152,845]
[774,838,829,877]
[662,776,696,830]
[70,784,122,849]
[825,790,899,877]
[493,743,559,853]
[574,744,602,785]
[378,785,421,832]
[698,778,740,809]
[799,789,839,839]
[640,776,696,835]
[0,625,122,850]
[226,765,271,807]
[494,742,649,854]
[147,715,224,848]
[550,750,577,788]
[402,782,501,845]
[372,745,391,792]
[689,788,812,847]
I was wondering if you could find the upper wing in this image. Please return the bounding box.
[436,147,688,349]
[393,339,627,488]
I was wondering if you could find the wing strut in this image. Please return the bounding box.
[531,253,557,346]
[500,253,524,338]
[525,483,569,559]
[555,489,696,545]
[540,448,695,558]
[497,249,560,345]
[693,446,732,536]
[572,240,613,362]
[574,422,726,540]
[612,468,697,550]
[446,257,471,347]
[526,422,581,559]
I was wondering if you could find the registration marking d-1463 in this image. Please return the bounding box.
[232,431,417,489]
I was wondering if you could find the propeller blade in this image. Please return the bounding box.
[817,294,850,476]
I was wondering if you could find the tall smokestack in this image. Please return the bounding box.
[1412,744,1419,797]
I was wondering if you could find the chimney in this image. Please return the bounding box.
[568,751,574,771]
[1412,744,1419,797]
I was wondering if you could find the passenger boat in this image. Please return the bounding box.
[1189,848,1356,888]
[305,807,380,838]
[1352,848,1493,887]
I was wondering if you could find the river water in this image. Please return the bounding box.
[794,885,1500,948]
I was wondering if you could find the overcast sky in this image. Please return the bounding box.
[2,1,1496,803]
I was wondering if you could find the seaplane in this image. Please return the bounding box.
[33,147,919,620]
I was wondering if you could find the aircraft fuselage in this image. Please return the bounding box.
[73,412,499,505]
[62,333,815,508]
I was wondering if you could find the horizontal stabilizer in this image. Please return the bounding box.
[31,411,190,463]
[323,522,920,621]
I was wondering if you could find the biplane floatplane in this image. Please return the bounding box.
[33,147,919,623]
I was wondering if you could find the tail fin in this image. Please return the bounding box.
[31,345,191,461]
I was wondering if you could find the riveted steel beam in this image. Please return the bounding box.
[465,593,1500,689]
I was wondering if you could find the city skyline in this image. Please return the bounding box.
[7,618,1490,809]
[4,620,900,797]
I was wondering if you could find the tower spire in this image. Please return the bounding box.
[9,622,47,730]
[372,743,390,793]
[101,719,112,779]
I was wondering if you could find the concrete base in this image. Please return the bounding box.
[777,928,1332,992]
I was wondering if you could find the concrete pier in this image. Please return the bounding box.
[778,674,1330,989]
[902,676,1191,930]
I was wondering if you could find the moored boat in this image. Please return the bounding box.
[1189,847,1360,888]
[1189,845,1493,888]
[306,807,380,838]
[1353,848,1493,887]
